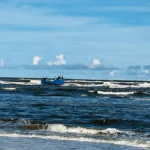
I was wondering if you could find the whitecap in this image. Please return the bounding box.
[2,88,16,91]
[46,124,126,135]
[97,91,134,96]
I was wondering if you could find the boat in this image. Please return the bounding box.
[41,76,64,85]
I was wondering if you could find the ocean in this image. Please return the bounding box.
[0,77,150,150]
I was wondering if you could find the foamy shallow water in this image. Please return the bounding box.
[0,136,145,150]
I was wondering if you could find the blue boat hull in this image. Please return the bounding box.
[41,78,64,85]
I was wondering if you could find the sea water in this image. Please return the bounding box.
[0,77,150,150]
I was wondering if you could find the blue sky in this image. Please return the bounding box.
[0,0,150,79]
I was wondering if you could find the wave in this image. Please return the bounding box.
[62,82,135,89]
[97,91,134,96]
[101,82,150,89]
[1,78,150,89]
[0,80,41,85]
[0,118,32,124]
[66,80,103,83]
[64,81,150,89]
[30,80,41,85]
[101,82,130,88]
[89,90,150,97]
[138,82,150,88]
[90,90,150,96]
[63,83,102,87]
[46,124,122,135]
[23,124,126,135]
[0,119,149,148]
[89,90,134,96]
[64,81,134,88]
[2,87,17,91]
[0,118,141,137]
[0,132,149,148]
[0,80,29,85]
[101,82,147,89]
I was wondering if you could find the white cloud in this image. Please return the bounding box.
[0,1,150,68]
[0,60,4,67]
[0,2,99,29]
[140,69,150,75]
[143,70,149,74]
[33,56,43,65]
[48,54,66,66]
[89,58,101,69]
[109,70,116,77]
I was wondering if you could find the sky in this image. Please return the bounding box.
[0,0,150,79]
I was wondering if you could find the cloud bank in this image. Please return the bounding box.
[27,55,118,72]
[1,54,150,80]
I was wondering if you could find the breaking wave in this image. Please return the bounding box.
[63,83,102,87]
[30,80,41,85]
[2,87,16,91]
[138,82,150,88]
[88,90,134,96]
[23,124,130,136]
[89,90,150,96]
[0,132,149,148]
[63,81,150,89]
[46,124,123,135]
[1,79,150,89]
[0,79,41,85]
[97,91,134,96]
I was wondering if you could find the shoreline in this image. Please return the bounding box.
[0,136,145,150]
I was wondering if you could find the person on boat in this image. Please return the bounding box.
[56,75,63,80]
[57,76,61,79]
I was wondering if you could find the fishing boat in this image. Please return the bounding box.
[41,76,64,85]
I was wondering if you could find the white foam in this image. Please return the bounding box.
[65,81,150,89]
[88,90,96,93]
[97,91,134,96]
[47,124,100,134]
[102,82,130,88]
[99,128,123,135]
[0,80,29,85]
[30,80,41,85]
[0,80,10,85]
[0,132,149,148]
[46,124,125,135]
[63,83,102,87]
[105,82,150,89]
[1,79,150,89]
[133,97,150,101]
[0,80,41,85]
[63,82,131,88]
[73,80,102,83]
[80,94,87,97]
[2,88,16,91]
[138,82,150,88]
